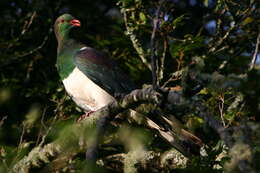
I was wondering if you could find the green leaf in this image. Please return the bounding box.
[139,12,146,24]
[204,0,209,7]
[173,14,189,27]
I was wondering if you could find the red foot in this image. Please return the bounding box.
[76,111,94,122]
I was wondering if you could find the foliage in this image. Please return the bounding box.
[0,0,259,172]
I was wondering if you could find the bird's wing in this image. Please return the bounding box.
[73,47,136,96]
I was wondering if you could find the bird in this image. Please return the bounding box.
[54,14,135,116]
[54,14,204,153]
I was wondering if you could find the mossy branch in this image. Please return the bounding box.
[11,87,186,172]
[120,4,151,71]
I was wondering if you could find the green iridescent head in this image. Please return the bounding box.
[54,14,81,41]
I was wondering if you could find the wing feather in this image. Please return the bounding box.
[73,47,136,96]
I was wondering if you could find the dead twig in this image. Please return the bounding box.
[249,30,260,70]
[0,116,7,127]
[193,102,233,148]
[218,95,226,127]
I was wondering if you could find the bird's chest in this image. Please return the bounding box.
[62,67,115,111]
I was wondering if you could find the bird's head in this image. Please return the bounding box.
[54,14,81,41]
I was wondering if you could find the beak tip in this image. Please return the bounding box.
[70,19,81,27]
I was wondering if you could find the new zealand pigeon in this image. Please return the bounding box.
[54,14,204,151]
[54,14,135,113]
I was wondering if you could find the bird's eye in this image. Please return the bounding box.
[61,19,65,23]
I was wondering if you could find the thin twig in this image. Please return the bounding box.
[18,124,26,149]
[158,37,167,83]
[218,95,226,127]
[162,69,183,87]
[0,26,52,69]
[150,0,164,88]
[209,23,236,53]
[249,30,260,70]
[11,123,26,168]
[21,11,37,36]
[0,116,7,127]
[4,11,37,52]
[38,107,58,147]
[193,102,233,148]
[223,0,236,22]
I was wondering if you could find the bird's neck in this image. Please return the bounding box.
[56,38,81,80]
[57,35,71,54]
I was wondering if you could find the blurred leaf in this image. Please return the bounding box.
[242,17,254,25]
[0,88,11,104]
[23,104,41,129]
[139,12,146,24]
[204,0,209,7]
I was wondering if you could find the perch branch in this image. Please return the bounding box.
[12,86,201,172]
[11,87,161,172]
[102,150,187,172]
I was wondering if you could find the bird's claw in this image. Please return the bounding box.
[76,111,94,122]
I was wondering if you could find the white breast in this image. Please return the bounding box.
[62,67,115,111]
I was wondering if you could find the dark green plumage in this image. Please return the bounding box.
[74,46,135,95]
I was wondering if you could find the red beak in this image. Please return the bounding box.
[70,19,81,27]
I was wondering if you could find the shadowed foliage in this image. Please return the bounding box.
[0,0,259,172]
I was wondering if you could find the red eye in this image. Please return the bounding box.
[61,19,65,23]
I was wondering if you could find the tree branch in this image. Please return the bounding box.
[102,150,187,172]
[11,87,161,172]
[11,86,203,172]
[150,1,164,88]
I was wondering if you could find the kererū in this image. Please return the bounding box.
[54,14,204,151]
[54,14,135,114]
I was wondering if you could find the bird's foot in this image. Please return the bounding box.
[76,111,94,122]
